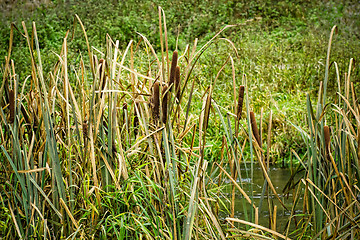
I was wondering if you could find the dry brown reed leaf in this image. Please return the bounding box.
[162,84,169,124]
[169,51,178,89]
[236,85,244,120]
[250,111,261,147]
[152,82,160,121]
[9,89,14,124]
[175,66,181,101]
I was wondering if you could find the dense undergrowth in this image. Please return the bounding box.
[1,0,359,161]
[1,1,360,239]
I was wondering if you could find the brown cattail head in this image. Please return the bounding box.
[9,89,14,124]
[99,59,107,97]
[175,66,181,102]
[324,125,331,151]
[133,101,139,136]
[122,102,128,125]
[83,120,88,144]
[162,84,169,124]
[151,82,160,121]
[123,102,128,111]
[169,51,178,89]
[203,91,212,131]
[92,55,98,74]
[236,85,245,120]
[250,111,261,147]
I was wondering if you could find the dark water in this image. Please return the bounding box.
[216,164,302,235]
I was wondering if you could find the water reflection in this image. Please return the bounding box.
[216,164,302,235]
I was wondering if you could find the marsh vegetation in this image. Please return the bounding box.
[1,1,360,239]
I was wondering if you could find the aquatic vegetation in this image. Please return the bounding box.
[0,6,359,240]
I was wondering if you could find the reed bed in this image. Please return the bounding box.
[0,8,358,240]
[284,26,360,239]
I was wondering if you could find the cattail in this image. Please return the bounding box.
[203,91,212,131]
[162,85,169,124]
[99,59,106,97]
[133,101,139,136]
[123,102,128,111]
[9,89,14,124]
[324,125,331,151]
[83,120,88,144]
[92,54,98,74]
[21,104,31,125]
[324,126,330,148]
[236,86,245,120]
[169,51,178,89]
[151,82,160,121]
[250,111,261,147]
[175,66,181,102]
[122,102,128,126]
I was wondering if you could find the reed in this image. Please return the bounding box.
[169,50,178,89]
[133,101,139,136]
[236,85,244,121]
[161,84,169,124]
[175,66,181,102]
[151,81,160,122]
[2,10,354,240]
[250,111,261,148]
[8,89,14,124]
[285,26,360,239]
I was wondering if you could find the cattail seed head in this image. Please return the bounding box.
[169,51,178,89]
[123,102,128,111]
[250,111,261,147]
[162,85,169,124]
[203,91,212,131]
[324,125,331,150]
[122,102,128,125]
[236,86,245,120]
[9,89,14,124]
[83,120,88,143]
[133,101,139,136]
[175,66,181,102]
[99,59,107,97]
[151,82,160,121]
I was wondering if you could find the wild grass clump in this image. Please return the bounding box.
[0,7,358,240]
[286,25,360,238]
[2,9,284,239]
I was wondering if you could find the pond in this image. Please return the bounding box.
[217,163,303,235]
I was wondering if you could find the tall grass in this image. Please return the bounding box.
[1,8,358,240]
[287,25,360,239]
[0,10,267,239]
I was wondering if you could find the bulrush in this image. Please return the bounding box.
[99,59,106,97]
[122,102,128,126]
[162,84,169,124]
[324,125,331,158]
[151,82,160,121]
[250,111,261,147]
[169,51,178,90]
[82,120,88,145]
[133,101,139,136]
[236,85,245,120]
[9,89,14,124]
[203,91,212,131]
[175,66,181,102]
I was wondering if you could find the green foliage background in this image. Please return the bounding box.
[1,0,359,162]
